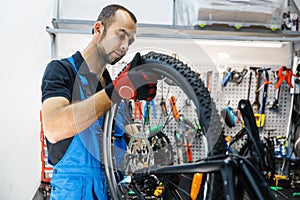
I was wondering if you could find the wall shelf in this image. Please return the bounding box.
[47,18,300,43]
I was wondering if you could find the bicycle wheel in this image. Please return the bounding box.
[102,51,226,199]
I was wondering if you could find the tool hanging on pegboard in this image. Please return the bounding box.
[275,66,298,90]
[267,66,298,109]
[267,70,280,110]
[170,96,180,121]
[250,67,271,127]
[160,82,169,117]
[250,67,262,114]
[221,67,248,87]
[143,100,156,125]
[256,67,271,127]
[206,71,213,92]
[247,71,253,100]
[221,101,241,128]
[133,100,143,121]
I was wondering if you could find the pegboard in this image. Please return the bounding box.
[193,63,293,153]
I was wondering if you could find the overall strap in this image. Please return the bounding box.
[67,56,90,99]
[67,56,104,126]
[67,57,88,86]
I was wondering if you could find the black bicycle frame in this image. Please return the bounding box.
[132,99,275,200]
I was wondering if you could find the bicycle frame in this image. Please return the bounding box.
[133,154,275,200]
[131,99,275,200]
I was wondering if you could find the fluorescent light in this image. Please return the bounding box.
[195,40,284,48]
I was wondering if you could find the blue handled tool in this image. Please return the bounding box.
[222,68,233,87]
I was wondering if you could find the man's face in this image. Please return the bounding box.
[97,10,137,65]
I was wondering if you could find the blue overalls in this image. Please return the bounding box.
[49,57,111,200]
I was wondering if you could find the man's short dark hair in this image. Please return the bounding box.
[97,4,137,30]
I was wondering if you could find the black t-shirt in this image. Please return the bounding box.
[41,51,112,165]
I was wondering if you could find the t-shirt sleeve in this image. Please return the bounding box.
[41,60,75,103]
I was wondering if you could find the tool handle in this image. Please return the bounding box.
[143,101,150,125]
[170,96,180,120]
[190,173,203,200]
[293,192,300,197]
[247,71,252,100]
[221,71,233,87]
[160,101,168,116]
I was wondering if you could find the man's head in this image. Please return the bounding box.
[93,4,137,65]
[97,4,137,37]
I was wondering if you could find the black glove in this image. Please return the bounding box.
[105,53,159,102]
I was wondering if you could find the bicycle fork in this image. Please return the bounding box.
[220,157,276,200]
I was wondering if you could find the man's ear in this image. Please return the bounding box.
[93,21,104,35]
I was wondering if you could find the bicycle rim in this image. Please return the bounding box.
[102,51,225,199]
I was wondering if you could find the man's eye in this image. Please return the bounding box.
[119,33,125,40]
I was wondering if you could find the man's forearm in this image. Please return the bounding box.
[42,89,112,143]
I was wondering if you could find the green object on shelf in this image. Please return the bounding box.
[199,23,205,28]
[271,27,277,31]
[235,25,242,29]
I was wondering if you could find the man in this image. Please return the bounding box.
[41,4,158,199]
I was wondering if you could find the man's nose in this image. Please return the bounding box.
[120,39,129,52]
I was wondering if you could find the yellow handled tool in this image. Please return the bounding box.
[190,173,203,200]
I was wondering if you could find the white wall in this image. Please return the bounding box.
[0,1,172,199]
[58,0,173,24]
[0,0,52,199]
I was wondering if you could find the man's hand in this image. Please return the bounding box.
[105,53,159,102]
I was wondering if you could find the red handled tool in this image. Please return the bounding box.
[183,134,193,163]
[133,101,143,121]
[275,66,298,89]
